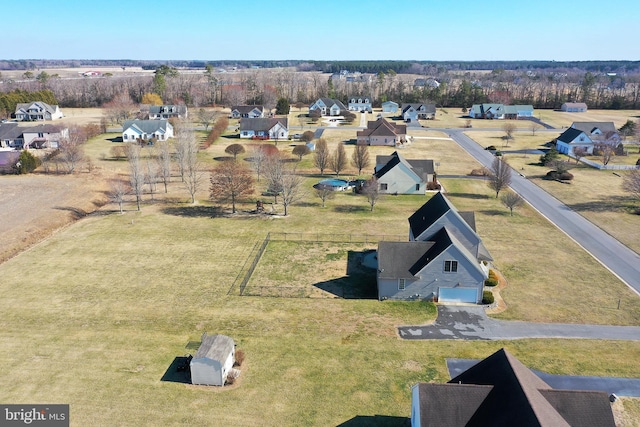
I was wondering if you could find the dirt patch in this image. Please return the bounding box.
[0,171,110,263]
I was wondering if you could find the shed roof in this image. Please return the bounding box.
[194,334,235,362]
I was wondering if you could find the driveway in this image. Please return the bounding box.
[398,305,640,341]
[447,358,640,397]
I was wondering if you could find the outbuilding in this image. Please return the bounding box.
[190,333,235,386]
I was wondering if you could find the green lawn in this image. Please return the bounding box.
[1,132,640,425]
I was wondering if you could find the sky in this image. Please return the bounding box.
[4,0,640,61]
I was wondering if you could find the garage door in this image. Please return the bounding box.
[439,287,478,303]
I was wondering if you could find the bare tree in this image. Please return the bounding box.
[104,92,137,125]
[292,144,311,161]
[197,108,217,130]
[58,138,85,174]
[488,157,512,198]
[249,145,268,182]
[573,146,587,164]
[145,159,159,201]
[530,122,541,136]
[622,169,640,207]
[502,122,516,145]
[300,131,315,143]
[108,178,128,214]
[315,187,335,208]
[363,177,383,212]
[596,143,615,166]
[280,166,305,216]
[351,144,371,175]
[177,127,203,203]
[314,138,330,175]
[156,140,172,193]
[126,143,145,211]
[210,160,254,213]
[500,191,524,216]
[225,143,246,160]
[263,154,284,203]
[330,143,347,176]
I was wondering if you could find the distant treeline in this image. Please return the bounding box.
[2,59,640,74]
[0,89,57,115]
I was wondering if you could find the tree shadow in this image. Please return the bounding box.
[479,209,509,216]
[336,415,409,427]
[333,205,370,213]
[54,206,88,219]
[163,206,223,218]
[160,356,191,384]
[313,251,377,299]
[566,196,637,213]
[446,192,491,200]
[107,137,123,143]
[213,156,234,162]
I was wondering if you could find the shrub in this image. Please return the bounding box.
[484,278,498,287]
[426,182,441,191]
[488,269,498,280]
[482,290,494,304]
[470,168,489,176]
[15,150,41,174]
[234,349,245,367]
[636,158,640,166]
[225,370,238,385]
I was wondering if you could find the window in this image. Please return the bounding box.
[444,260,458,272]
[416,184,420,191]
[380,183,388,191]
[398,279,405,290]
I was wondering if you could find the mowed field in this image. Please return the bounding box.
[1,111,640,425]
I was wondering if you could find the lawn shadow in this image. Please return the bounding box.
[107,137,123,143]
[446,192,491,200]
[160,356,191,384]
[333,205,370,213]
[213,156,234,161]
[336,415,409,427]
[567,196,637,213]
[54,206,88,219]
[313,251,377,299]
[163,205,223,218]
[479,209,509,216]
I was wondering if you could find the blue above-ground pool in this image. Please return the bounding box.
[314,178,350,191]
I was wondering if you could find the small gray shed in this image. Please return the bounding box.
[190,333,235,386]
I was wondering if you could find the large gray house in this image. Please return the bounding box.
[374,151,434,195]
[376,192,491,303]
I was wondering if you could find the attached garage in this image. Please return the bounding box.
[439,287,479,304]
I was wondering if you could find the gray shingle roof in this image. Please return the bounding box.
[232,105,264,114]
[194,334,234,362]
[571,121,617,135]
[374,151,434,182]
[123,119,170,134]
[557,127,586,144]
[239,117,288,132]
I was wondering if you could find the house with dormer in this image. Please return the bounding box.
[375,192,491,303]
[347,96,372,112]
[14,102,63,121]
[374,151,434,195]
[230,105,265,119]
[357,117,407,146]
[148,105,187,120]
[309,98,346,116]
[556,121,621,155]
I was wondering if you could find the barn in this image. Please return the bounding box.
[190,333,235,386]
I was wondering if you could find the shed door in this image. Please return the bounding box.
[439,287,477,303]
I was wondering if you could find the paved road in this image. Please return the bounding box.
[398,306,640,341]
[442,128,640,295]
[447,358,640,397]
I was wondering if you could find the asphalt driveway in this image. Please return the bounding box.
[398,305,640,341]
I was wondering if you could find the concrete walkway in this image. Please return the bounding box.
[398,305,640,341]
[447,359,640,397]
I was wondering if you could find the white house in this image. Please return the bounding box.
[309,98,346,116]
[556,121,620,155]
[190,334,235,386]
[561,102,588,112]
[556,128,593,155]
[14,102,63,121]
[469,103,534,119]
[374,152,434,195]
[122,120,173,142]
[239,117,288,140]
[347,96,372,112]
[22,124,69,149]
[401,103,436,122]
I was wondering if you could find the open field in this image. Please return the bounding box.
[466,131,640,255]
[2,117,640,424]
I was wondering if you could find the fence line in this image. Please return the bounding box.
[238,233,271,296]
[267,232,405,244]
[574,156,640,170]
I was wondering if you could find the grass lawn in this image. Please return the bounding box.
[2,126,640,425]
